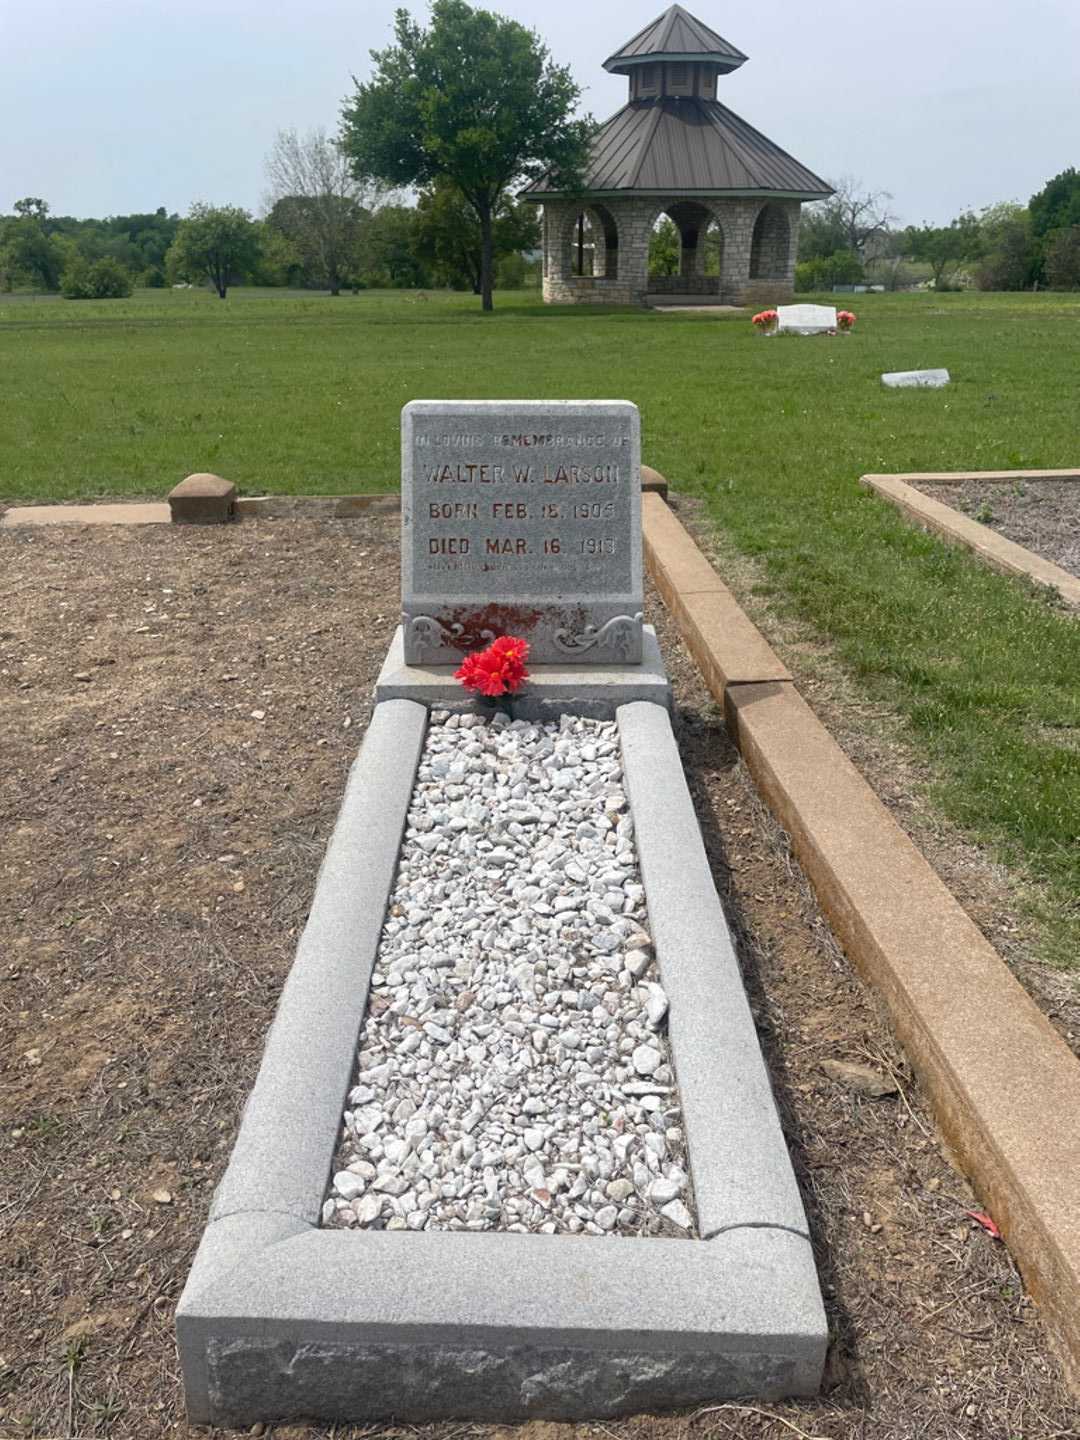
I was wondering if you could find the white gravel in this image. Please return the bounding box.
[325,710,696,1237]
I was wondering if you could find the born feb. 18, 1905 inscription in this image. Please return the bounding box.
[401,400,644,666]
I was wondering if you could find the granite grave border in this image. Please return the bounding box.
[176,690,826,1425]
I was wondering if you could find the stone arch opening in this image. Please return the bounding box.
[750,203,791,280]
[563,205,620,280]
[646,202,725,297]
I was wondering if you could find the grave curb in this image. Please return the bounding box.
[861,472,1080,609]
[177,1226,824,1425]
[208,696,430,1227]
[618,701,814,1241]
[641,494,1080,1392]
[177,697,826,1425]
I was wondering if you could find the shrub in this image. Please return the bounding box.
[61,256,133,299]
[60,257,91,298]
[795,249,864,292]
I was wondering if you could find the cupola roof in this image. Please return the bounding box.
[603,4,748,75]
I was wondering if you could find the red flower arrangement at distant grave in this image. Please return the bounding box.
[752,309,778,334]
[837,310,856,332]
[455,635,530,698]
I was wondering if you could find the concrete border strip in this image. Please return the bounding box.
[0,502,171,528]
[641,493,1080,1392]
[642,493,791,695]
[870,469,1080,485]
[861,472,1080,609]
[177,691,825,1425]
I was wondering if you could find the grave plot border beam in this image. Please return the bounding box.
[178,697,825,1426]
[861,472,1080,609]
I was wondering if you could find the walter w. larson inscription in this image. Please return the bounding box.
[401,402,644,665]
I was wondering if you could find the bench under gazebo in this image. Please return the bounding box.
[522,4,832,307]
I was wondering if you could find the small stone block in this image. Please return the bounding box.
[169,473,237,524]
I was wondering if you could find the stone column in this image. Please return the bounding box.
[541,201,575,303]
[782,202,802,291]
[717,200,757,305]
[610,199,656,306]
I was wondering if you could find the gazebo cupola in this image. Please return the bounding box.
[523,5,832,307]
[603,3,748,103]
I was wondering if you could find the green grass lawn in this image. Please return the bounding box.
[3,285,1079,964]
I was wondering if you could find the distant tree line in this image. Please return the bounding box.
[797,168,1080,292]
[0,157,541,300]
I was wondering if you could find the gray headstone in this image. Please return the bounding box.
[776,304,837,335]
[881,368,951,389]
[401,401,643,666]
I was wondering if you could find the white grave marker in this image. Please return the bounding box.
[776,304,837,335]
[881,369,951,389]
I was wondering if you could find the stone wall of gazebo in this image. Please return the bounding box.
[540,196,801,307]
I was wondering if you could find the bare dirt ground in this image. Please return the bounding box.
[917,478,1080,581]
[1,515,1078,1440]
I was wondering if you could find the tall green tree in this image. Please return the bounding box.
[1029,169,1080,284]
[13,197,50,222]
[1029,168,1080,241]
[414,177,538,292]
[340,0,590,311]
[167,203,261,298]
[974,203,1037,291]
[2,208,66,291]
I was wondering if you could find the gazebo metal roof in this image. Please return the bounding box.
[523,6,831,203]
[523,97,831,201]
[603,4,748,74]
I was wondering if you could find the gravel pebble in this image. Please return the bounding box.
[326,713,696,1238]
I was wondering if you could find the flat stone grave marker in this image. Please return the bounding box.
[881,368,951,389]
[776,303,837,335]
[402,400,643,665]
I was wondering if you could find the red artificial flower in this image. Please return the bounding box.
[752,309,779,329]
[837,310,857,330]
[455,635,530,697]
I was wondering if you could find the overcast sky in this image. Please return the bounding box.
[2,0,1077,225]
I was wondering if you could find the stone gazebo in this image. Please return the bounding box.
[523,4,832,307]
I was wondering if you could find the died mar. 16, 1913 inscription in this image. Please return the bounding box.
[401,400,643,666]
